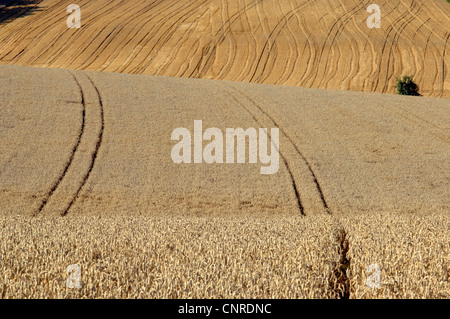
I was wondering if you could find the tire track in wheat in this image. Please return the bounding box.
[223,83,331,215]
[33,71,104,216]
[34,71,86,216]
[213,83,306,216]
[61,74,104,216]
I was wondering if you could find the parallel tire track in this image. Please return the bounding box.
[61,74,104,216]
[34,71,86,216]
[214,83,305,216]
[221,83,331,215]
[34,71,104,217]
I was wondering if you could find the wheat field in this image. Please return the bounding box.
[0,0,449,299]
[1,213,448,299]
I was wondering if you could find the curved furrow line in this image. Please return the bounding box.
[0,0,56,45]
[61,74,105,216]
[195,0,240,76]
[320,0,369,89]
[441,32,449,98]
[301,0,357,87]
[248,0,284,83]
[112,0,179,73]
[243,0,270,82]
[429,0,450,24]
[381,0,421,93]
[196,0,263,78]
[408,14,438,95]
[213,83,305,216]
[430,44,441,97]
[295,1,332,87]
[161,9,211,78]
[97,2,161,72]
[300,0,345,87]
[59,0,152,70]
[386,0,423,93]
[175,3,217,78]
[102,1,168,72]
[56,0,130,69]
[406,0,442,43]
[303,0,356,87]
[342,0,378,92]
[165,5,216,77]
[18,0,119,65]
[142,0,211,75]
[420,30,434,92]
[373,0,403,92]
[27,0,101,66]
[179,40,204,77]
[316,0,356,88]
[237,0,257,82]
[320,0,356,89]
[130,0,210,74]
[129,0,207,74]
[75,1,152,70]
[212,0,261,81]
[44,1,111,66]
[311,0,365,88]
[225,83,331,215]
[119,0,198,73]
[266,0,300,85]
[277,0,304,86]
[68,0,155,71]
[0,0,70,60]
[34,71,86,216]
[250,0,318,83]
[194,0,236,78]
[188,0,254,80]
[214,0,236,80]
[216,0,253,81]
[0,0,42,26]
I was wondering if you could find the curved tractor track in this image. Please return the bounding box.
[214,82,331,216]
[34,71,104,216]
[0,0,448,97]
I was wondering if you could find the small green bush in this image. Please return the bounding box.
[396,76,420,96]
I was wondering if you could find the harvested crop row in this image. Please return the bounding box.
[0,0,448,97]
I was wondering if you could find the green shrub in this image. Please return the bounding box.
[396,76,420,96]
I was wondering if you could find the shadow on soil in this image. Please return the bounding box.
[0,0,43,25]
